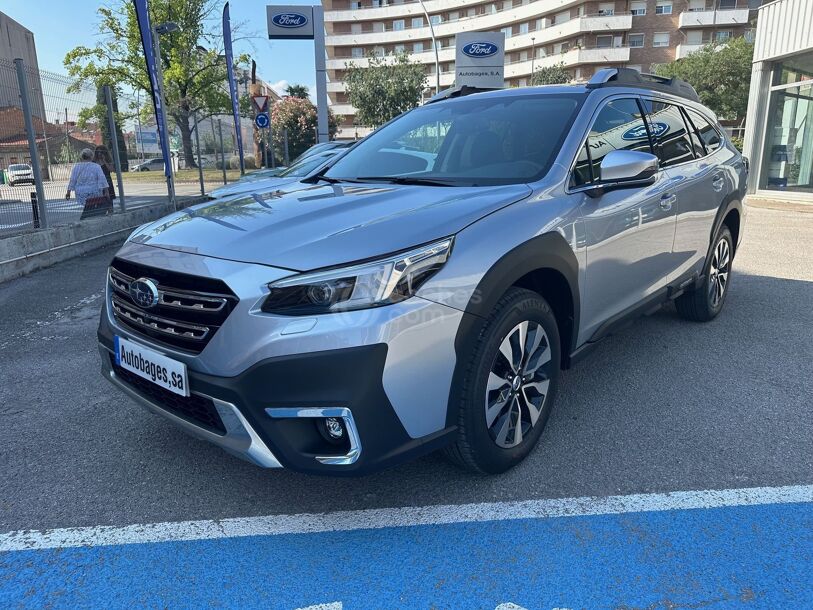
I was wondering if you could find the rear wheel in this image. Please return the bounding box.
[445,288,561,474]
[675,225,733,322]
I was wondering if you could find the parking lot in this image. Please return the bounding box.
[1,203,811,607]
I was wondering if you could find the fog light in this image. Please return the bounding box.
[324,416,344,439]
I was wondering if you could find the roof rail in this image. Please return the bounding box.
[586,67,700,102]
[425,84,498,104]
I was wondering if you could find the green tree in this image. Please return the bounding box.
[530,63,571,86]
[271,97,339,162]
[285,83,310,99]
[64,0,249,168]
[654,37,754,122]
[344,52,426,128]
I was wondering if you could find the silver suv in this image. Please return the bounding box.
[98,69,746,475]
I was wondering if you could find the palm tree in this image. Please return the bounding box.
[285,84,310,99]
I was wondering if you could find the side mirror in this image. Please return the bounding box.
[584,150,659,198]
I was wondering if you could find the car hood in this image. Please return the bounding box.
[130,180,532,271]
[208,176,298,199]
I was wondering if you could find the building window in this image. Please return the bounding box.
[715,30,733,42]
[719,0,736,7]
[655,1,673,15]
[688,0,705,11]
[553,10,570,24]
[520,22,529,34]
[686,30,704,44]
[411,17,423,28]
[598,2,615,16]
[351,23,362,34]
[394,44,405,54]
[596,35,614,49]
[449,11,459,20]
[629,33,645,48]
[351,1,360,8]
[760,52,813,193]
[653,32,670,47]
[430,15,441,25]
[501,26,513,38]
[351,47,364,58]
[630,1,646,16]
[392,19,404,31]
[413,41,424,53]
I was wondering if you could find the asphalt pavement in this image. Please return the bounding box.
[1,203,811,607]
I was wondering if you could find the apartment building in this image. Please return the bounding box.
[323,0,762,137]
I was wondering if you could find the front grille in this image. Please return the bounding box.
[110,354,226,435]
[108,258,238,354]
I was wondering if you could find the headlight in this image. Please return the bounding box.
[261,238,453,315]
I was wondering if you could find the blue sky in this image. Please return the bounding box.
[2,0,318,98]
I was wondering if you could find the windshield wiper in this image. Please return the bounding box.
[355,176,458,187]
[301,172,343,184]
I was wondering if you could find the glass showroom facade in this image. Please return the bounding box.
[760,53,813,194]
[743,0,813,202]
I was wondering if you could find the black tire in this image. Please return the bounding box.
[675,225,733,322]
[445,287,561,474]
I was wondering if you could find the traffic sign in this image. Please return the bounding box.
[255,112,270,129]
[252,95,269,112]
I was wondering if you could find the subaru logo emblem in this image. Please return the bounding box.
[272,12,308,28]
[622,121,670,141]
[462,42,499,58]
[129,278,160,309]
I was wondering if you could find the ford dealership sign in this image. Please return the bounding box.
[455,32,505,89]
[267,6,315,39]
[271,12,308,28]
[462,42,499,58]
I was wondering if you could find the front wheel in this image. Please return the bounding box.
[445,287,561,474]
[675,225,733,322]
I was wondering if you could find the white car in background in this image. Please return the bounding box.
[209,150,343,199]
[6,163,35,186]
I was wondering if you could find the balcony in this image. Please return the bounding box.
[676,43,705,58]
[678,8,750,28]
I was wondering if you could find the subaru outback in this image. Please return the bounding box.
[98,69,746,475]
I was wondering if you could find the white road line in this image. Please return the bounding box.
[1,484,811,553]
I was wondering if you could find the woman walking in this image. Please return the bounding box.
[94,145,116,202]
[65,148,110,218]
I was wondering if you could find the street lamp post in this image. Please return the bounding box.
[531,37,536,82]
[417,0,440,94]
[153,21,179,208]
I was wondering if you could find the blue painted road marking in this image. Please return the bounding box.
[2,488,812,608]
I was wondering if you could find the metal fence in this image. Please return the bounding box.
[0,58,262,238]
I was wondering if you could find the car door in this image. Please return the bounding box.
[572,96,678,343]
[665,107,732,280]
[639,98,717,282]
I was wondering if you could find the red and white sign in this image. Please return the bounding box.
[252,95,270,112]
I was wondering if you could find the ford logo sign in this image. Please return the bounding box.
[622,121,670,141]
[462,42,499,58]
[271,12,308,28]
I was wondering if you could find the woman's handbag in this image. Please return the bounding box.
[80,193,114,219]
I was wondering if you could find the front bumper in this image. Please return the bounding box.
[98,331,456,476]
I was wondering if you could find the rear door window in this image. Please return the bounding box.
[641,100,696,168]
[686,108,723,155]
[574,97,652,186]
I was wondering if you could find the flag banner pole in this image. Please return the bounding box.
[223,2,245,175]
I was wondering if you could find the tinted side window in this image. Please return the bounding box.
[641,100,695,168]
[582,98,652,184]
[686,108,723,154]
[682,109,706,157]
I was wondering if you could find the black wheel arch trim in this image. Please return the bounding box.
[708,195,742,263]
[446,232,580,428]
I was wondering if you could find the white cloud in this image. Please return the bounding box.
[269,79,290,97]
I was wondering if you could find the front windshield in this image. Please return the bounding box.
[280,152,336,178]
[324,93,584,186]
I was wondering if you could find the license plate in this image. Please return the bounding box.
[114,336,189,397]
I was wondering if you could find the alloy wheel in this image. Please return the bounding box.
[485,320,552,449]
[708,237,731,308]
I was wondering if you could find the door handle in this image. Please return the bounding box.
[712,174,725,192]
[660,193,676,210]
